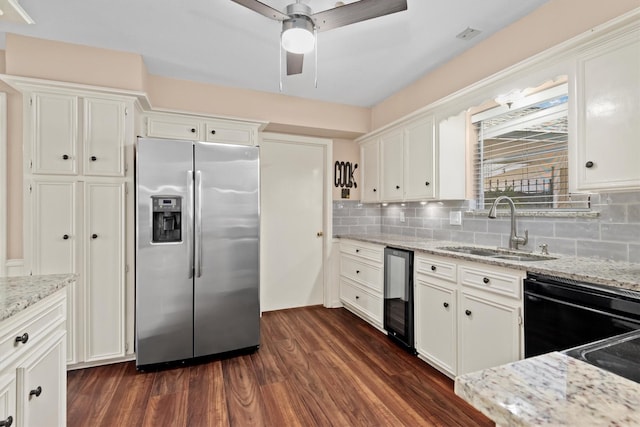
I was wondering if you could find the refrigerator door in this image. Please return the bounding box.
[194,141,260,356]
[136,138,194,366]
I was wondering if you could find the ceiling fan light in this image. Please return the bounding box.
[281,17,315,54]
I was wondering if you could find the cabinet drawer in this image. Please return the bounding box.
[459,265,522,299]
[340,256,382,292]
[205,122,255,145]
[340,280,383,325]
[147,117,200,140]
[0,292,66,368]
[415,255,456,282]
[340,240,383,263]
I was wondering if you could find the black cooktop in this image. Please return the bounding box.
[565,330,640,383]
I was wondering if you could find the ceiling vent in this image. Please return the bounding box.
[456,27,481,41]
[0,0,34,24]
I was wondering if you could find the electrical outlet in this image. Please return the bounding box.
[449,211,462,226]
[400,211,406,223]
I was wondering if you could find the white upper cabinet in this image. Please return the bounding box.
[404,116,435,200]
[380,129,404,201]
[360,138,380,203]
[437,111,467,200]
[29,92,129,177]
[574,27,640,192]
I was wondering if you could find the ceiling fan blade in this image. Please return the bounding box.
[286,52,304,75]
[230,0,288,21]
[312,0,407,32]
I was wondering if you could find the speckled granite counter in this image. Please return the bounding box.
[337,234,640,292]
[454,351,640,426]
[0,274,75,321]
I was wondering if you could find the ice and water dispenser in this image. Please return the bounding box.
[151,196,182,243]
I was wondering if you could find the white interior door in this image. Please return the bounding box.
[260,134,328,312]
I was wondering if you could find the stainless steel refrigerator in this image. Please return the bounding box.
[135,137,260,368]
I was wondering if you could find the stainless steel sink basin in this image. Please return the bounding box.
[437,246,556,262]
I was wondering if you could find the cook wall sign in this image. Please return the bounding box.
[334,161,357,199]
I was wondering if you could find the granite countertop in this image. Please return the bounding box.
[454,351,640,426]
[337,234,640,292]
[0,274,76,322]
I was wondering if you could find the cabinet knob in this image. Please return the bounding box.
[356,270,360,274]
[425,181,430,186]
[210,130,216,135]
[431,265,436,271]
[585,161,594,168]
[0,415,13,427]
[396,185,400,190]
[62,154,69,160]
[443,302,449,308]
[15,332,29,344]
[465,309,472,316]
[482,277,490,284]
[373,188,377,192]
[92,234,98,239]
[90,156,97,161]
[355,249,360,253]
[355,295,360,300]
[190,128,196,133]
[63,234,69,240]
[29,386,42,398]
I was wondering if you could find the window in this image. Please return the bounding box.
[472,82,590,211]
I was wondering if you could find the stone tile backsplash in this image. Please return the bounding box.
[333,191,640,263]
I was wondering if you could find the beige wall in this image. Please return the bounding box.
[332,139,360,201]
[371,0,640,129]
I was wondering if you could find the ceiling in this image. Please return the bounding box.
[0,0,550,107]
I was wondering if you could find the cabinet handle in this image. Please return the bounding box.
[15,332,29,344]
[431,265,436,271]
[356,270,360,274]
[443,302,449,308]
[482,277,490,284]
[29,386,42,398]
[0,415,13,427]
[90,156,97,161]
[396,185,400,189]
[210,130,216,135]
[465,310,472,316]
[63,234,69,240]
[425,181,430,186]
[190,128,196,133]
[92,234,98,239]
[62,154,69,160]
[585,161,594,168]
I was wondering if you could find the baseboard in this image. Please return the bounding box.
[67,354,136,371]
[6,259,24,277]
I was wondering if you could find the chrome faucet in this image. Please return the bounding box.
[487,196,528,250]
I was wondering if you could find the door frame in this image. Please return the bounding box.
[260,132,333,308]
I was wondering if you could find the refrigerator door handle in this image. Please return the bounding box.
[187,170,194,279]
[195,170,203,278]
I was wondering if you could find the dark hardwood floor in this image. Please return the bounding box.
[67,306,492,426]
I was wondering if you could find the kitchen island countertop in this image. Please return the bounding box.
[337,234,640,292]
[0,274,75,322]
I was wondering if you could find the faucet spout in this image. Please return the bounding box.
[487,196,528,250]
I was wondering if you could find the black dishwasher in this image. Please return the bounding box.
[524,273,640,358]
[383,247,415,353]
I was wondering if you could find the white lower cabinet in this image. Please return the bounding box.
[0,289,67,427]
[414,254,524,377]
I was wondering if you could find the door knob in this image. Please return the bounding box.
[465,310,472,316]
[443,302,449,308]
[92,234,98,239]
[90,156,97,161]
[63,234,69,240]
[62,154,69,160]
[316,231,323,237]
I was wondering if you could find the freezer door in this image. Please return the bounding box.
[136,137,194,366]
[194,141,260,356]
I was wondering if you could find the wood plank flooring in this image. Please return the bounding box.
[67,306,492,426]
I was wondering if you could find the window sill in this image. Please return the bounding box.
[466,210,600,219]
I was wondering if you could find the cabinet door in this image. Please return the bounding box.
[415,279,456,375]
[0,375,15,427]
[381,130,404,201]
[83,97,126,177]
[31,180,78,365]
[576,31,640,191]
[16,331,66,427]
[458,292,521,375]
[360,139,380,203]
[438,111,467,200]
[31,92,78,175]
[404,116,435,200]
[84,182,125,362]
[205,121,256,145]
[147,116,201,140]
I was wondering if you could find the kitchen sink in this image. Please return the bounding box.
[437,246,556,262]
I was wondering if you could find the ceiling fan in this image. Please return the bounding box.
[231,0,408,76]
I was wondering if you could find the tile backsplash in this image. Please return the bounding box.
[333,191,640,263]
